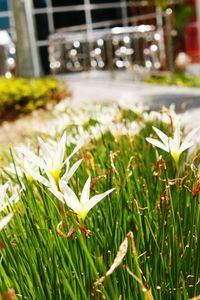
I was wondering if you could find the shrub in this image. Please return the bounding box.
[0,77,70,122]
[146,73,200,87]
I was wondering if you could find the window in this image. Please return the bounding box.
[0,16,9,30]
[92,8,122,23]
[53,11,85,29]
[39,46,50,73]
[0,0,8,11]
[90,0,121,3]
[35,14,49,40]
[33,0,47,8]
[52,0,83,7]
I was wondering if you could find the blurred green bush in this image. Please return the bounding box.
[146,72,200,87]
[0,77,70,122]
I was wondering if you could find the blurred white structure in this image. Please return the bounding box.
[0,30,16,77]
[1,0,175,75]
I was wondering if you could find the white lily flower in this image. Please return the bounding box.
[0,213,14,230]
[17,132,83,185]
[50,176,115,221]
[146,123,199,164]
[37,132,67,181]
[0,182,20,212]
[5,153,40,182]
[29,158,83,189]
[61,159,83,183]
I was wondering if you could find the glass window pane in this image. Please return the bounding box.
[127,4,155,18]
[0,0,8,11]
[0,17,10,30]
[92,8,122,23]
[52,0,83,6]
[33,0,47,8]
[38,46,50,74]
[35,14,49,40]
[90,0,121,3]
[53,11,85,29]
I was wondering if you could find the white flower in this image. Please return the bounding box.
[17,132,83,186]
[50,176,115,221]
[5,154,39,182]
[37,132,67,180]
[39,114,71,137]
[0,213,13,231]
[146,123,199,164]
[143,105,188,126]
[0,182,20,212]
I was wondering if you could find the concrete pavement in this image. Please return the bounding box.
[59,71,200,135]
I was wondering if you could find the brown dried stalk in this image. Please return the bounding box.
[56,219,91,239]
[92,231,153,299]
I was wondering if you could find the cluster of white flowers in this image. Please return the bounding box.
[3,131,115,223]
[1,99,198,230]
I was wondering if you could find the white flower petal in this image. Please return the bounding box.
[59,182,81,213]
[174,123,181,147]
[62,159,82,182]
[183,127,199,144]
[49,187,65,203]
[9,192,20,206]
[5,164,23,177]
[85,188,115,212]
[65,140,84,164]
[0,213,14,231]
[179,141,194,153]
[29,169,51,188]
[80,176,91,205]
[0,196,14,211]
[0,182,9,196]
[55,131,66,169]
[38,137,52,165]
[169,138,178,154]
[17,147,45,169]
[152,126,169,145]
[146,137,169,152]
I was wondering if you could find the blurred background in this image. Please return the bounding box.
[0,0,200,77]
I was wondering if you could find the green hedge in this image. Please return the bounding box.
[146,72,200,87]
[0,77,70,122]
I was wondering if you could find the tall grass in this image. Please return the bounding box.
[0,119,199,299]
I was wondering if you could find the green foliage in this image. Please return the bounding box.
[0,77,70,122]
[154,0,168,9]
[146,73,200,87]
[174,4,194,34]
[0,118,199,299]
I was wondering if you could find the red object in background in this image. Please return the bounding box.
[185,0,200,62]
[185,22,200,62]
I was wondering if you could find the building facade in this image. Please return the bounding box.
[1,0,198,75]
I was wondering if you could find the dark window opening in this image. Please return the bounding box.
[39,46,50,74]
[35,14,49,40]
[92,8,122,24]
[53,11,85,29]
[52,0,83,7]
[33,0,47,8]
[91,0,121,3]
[0,17,10,30]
